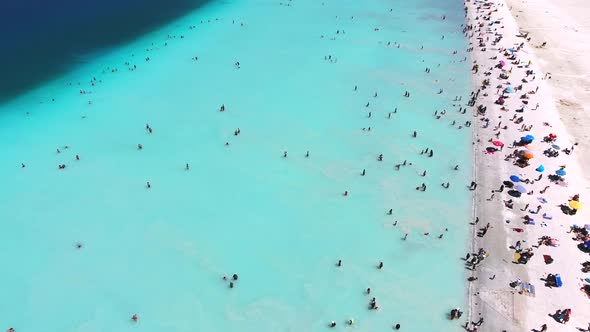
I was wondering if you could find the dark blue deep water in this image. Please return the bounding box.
[0,0,209,102]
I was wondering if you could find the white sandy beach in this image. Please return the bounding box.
[465,0,590,330]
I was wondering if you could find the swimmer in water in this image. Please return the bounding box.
[132,314,138,322]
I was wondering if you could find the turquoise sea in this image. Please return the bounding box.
[0,0,472,330]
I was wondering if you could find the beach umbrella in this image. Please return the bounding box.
[551,144,560,150]
[510,175,521,182]
[499,60,506,67]
[492,140,504,147]
[555,169,566,176]
[514,185,527,193]
[555,274,563,287]
[513,252,521,263]
[536,165,545,172]
[522,152,534,159]
[543,255,554,264]
[504,86,515,93]
[524,134,535,141]
[569,200,582,210]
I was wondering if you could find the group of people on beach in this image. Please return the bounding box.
[462,0,590,330]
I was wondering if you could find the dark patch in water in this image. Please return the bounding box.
[0,0,211,103]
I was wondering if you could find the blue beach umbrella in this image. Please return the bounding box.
[524,134,535,141]
[536,165,545,172]
[555,169,566,176]
[504,86,515,93]
[514,185,527,193]
[510,175,521,182]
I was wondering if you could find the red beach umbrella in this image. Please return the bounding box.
[492,140,504,147]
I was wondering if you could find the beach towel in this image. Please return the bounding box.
[519,283,535,297]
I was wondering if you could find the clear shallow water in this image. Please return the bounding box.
[0,0,471,331]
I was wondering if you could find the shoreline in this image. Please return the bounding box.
[465,0,590,330]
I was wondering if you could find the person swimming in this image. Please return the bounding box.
[132,314,138,322]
